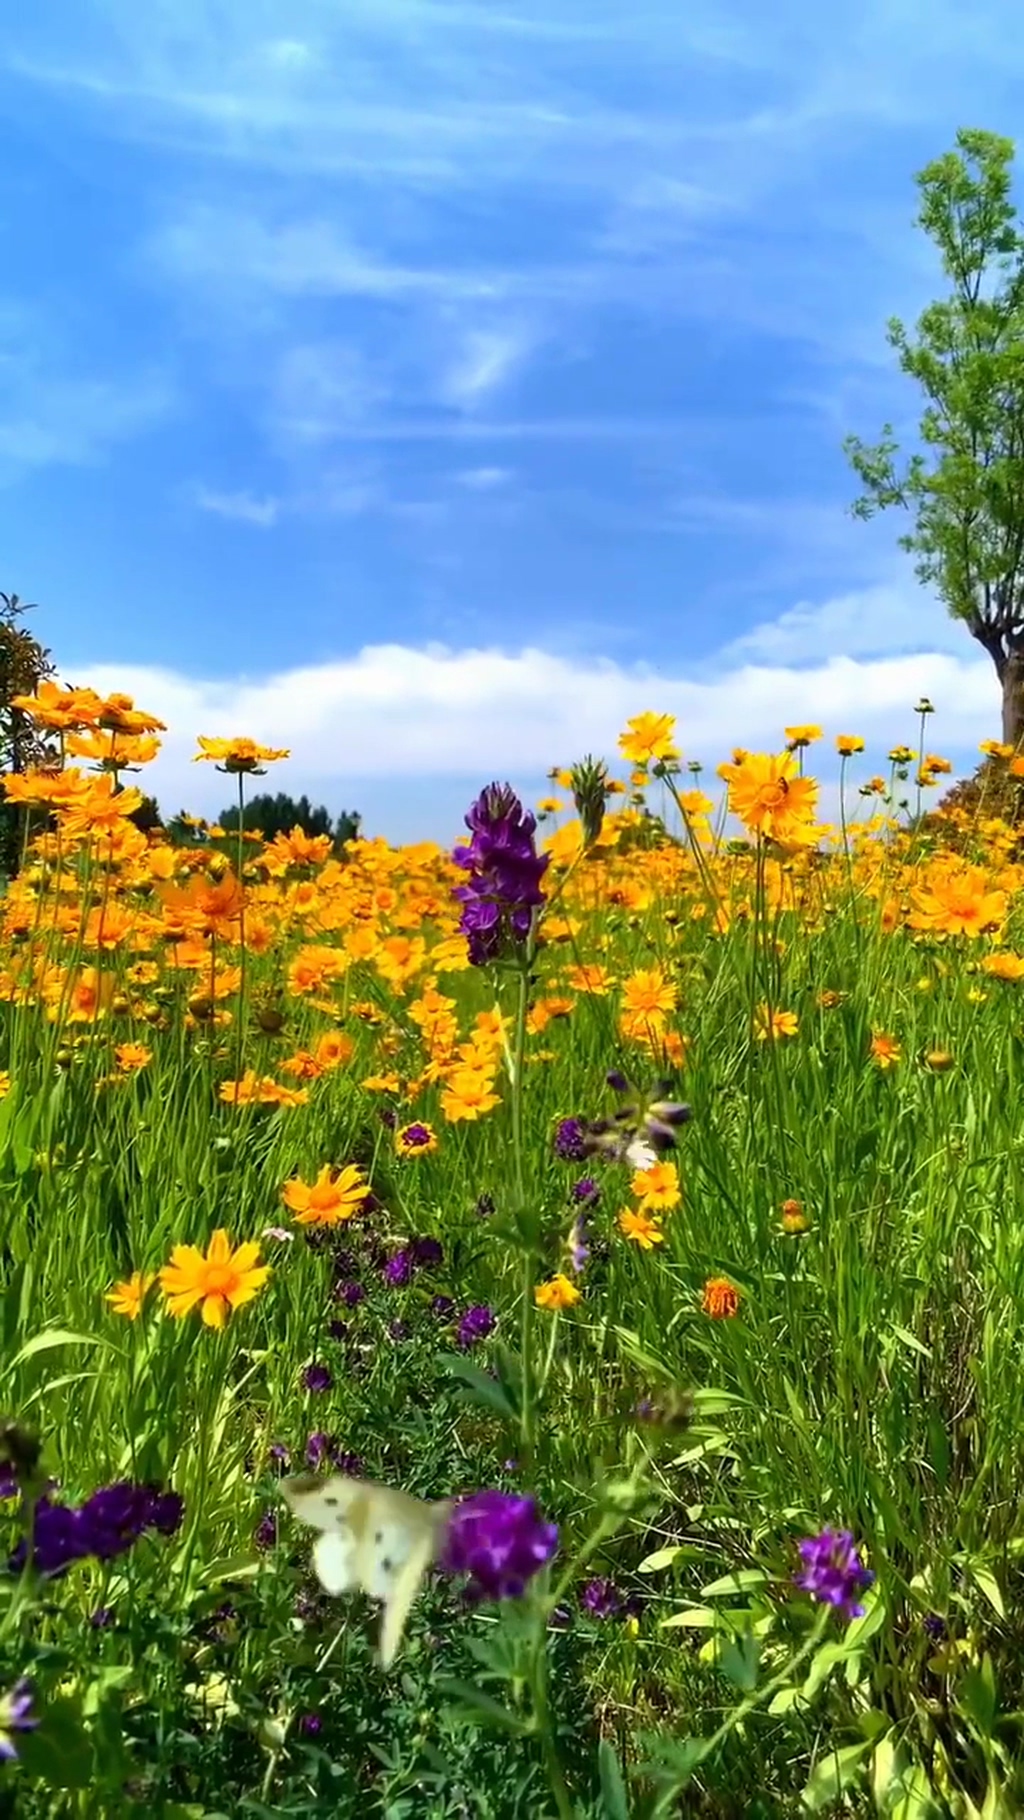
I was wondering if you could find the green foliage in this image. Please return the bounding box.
[845,128,1024,738]
[217,792,362,849]
[0,591,56,876]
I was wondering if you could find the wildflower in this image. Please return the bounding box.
[456,1305,496,1349]
[281,1163,371,1227]
[114,1042,152,1072]
[452,783,549,965]
[570,754,613,845]
[254,1510,278,1550]
[923,1049,954,1072]
[701,1276,741,1319]
[412,1237,444,1269]
[383,1249,414,1288]
[303,1363,333,1394]
[554,1116,588,1161]
[566,1214,590,1275]
[159,1230,270,1328]
[888,745,915,766]
[0,1680,37,1761]
[980,951,1024,982]
[756,1005,799,1042]
[535,1274,581,1310]
[441,1490,558,1601]
[581,1577,622,1619]
[835,734,864,756]
[784,724,822,749]
[631,1159,681,1211]
[795,1528,873,1621]
[105,1269,156,1320]
[718,750,818,844]
[395,1121,437,1156]
[869,1033,901,1070]
[220,1071,308,1108]
[440,1068,501,1121]
[432,1294,456,1320]
[780,1198,809,1234]
[617,712,679,766]
[335,1280,365,1308]
[618,1206,664,1249]
[817,989,844,1009]
[10,1484,182,1577]
[621,967,677,1021]
[571,1176,601,1205]
[193,736,289,774]
[907,863,1007,938]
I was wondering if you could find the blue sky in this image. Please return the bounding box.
[0,0,1019,836]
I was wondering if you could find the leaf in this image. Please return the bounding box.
[699,1568,770,1598]
[800,1741,870,1812]
[967,1563,1006,1620]
[718,1630,761,1693]
[16,1695,94,1789]
[888,1323,932,1359]
[659,1606,719,1630]
[439,1356,520,1421]
[639,1545,702,1574]
[437,1678,527,1734]
[1,1328,114,1380]
[598,1739,631,1820]
[960,1656,999,1738]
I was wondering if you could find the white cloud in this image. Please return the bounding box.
[68,626,996,840]
[195,487,280,527]
[720,582,969,665]
[0,367,172,476]
[270,341,387,444]
[441,327,535,409]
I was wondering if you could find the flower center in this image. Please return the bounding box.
[203,1265,236,1295]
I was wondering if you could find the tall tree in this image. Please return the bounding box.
[0,592,56,875]
[845,128,1024,747]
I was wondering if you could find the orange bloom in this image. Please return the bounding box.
[534,1273,582,1310]
[779,1198,808,1234]
[701,1276,741,1318]
[193,736,290,773]
[621,967,677,1021]
[114,1042,152,1072]
[869,1032,901,1069]
[617,711,679,766]
[281,1163,371,1226]
[906,862,1006,938]
[835,735,865,756]
[980,951,1024,982]
[718,751,817,844]
[219,1071,309,1107]
[618,1206,665,1249]
[105,1269,156,1320]
[159,1229,270,1328]
[440,1068,501,1122]
[755,1005,799,1042]
[631,1159,681,1211]
[784,724,822,749]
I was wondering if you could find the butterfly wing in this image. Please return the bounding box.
[351,1488,453,1668]
[377,1524,438,1669]
[312,1530,358,1596]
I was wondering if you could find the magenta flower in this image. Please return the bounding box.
[441,1490,558,1601]
[795,1528,874,1620]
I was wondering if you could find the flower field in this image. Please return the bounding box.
[3,688,1024,1816]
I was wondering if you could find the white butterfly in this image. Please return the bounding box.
[280,1473,453,1668]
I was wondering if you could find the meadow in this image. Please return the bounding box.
[1,689,1023,1818]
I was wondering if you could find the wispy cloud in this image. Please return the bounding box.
[440,325,536,410]
[195,487,280,527]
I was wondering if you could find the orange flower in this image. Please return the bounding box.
[718,751,817,845]
[617,712,679,766]
[923,1049,954,1072]
[869,1032,901,1069]
[835,735,865,756]
[57,775,145,836]
[755,1005,799,1042]
[193,736,289,773]
[96,693,166,734]
[631,1159,681,1211]
[105,1269,156,1320]
[621,967,677,1021]
[779,1198,808,1234]
[219,1071,309,1107]
[440,1068,501,1122]
[159,1229,270,1328]
[114,1042,152,1072]
[980,951,1024,982]
[281,1163,371,1226]
[784,724,822,749]
[534,1273,582,1310]
[618,1206,665,1249]
[701,1276,741,1318]
[906,862,1006,938]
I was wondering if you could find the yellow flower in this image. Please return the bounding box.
[784,724,822,749]
[219,1071,309,1107]
[441,1068,501,1122]
[535,1273,582,1310]
[980,951,1024,982]
[617,712,679,766]
[281,1163,371,1226]
[701,1276,741,1318]
[718,751,818,845]
[0,1072,10,1099]
[755,1005,799,1041]
[836,734,865,756]
[870,1032,901,1069]
[618,1206,665,1249]
[193,736,290,773]
[114,1042,152,1072]
[630,1159,681,1211]
[621,966,677,1020]
[159,1230,270,1329]
[105,1270,156,1320]
[779,1198,808,1234]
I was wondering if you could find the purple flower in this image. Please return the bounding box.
[923,1612,947,1641]
[432,1294,455,1320]
[440,1490,558,1601]
[327,1319,350,1342]
[254,1510,278,1550]
[581,1576,622,1619]
[383,1248,414,1288]
[9,1482,182,1577]
[412,1236,444,1269]
[335,1280,365,1307]
[299,1712,322,1736]
[379,1107,398,1129]
[452,783,549,965]
[145,1489,184,1536]
[303,1363,333,1394]
[571,1176,601,1206]
[90,1606,114,1629]
[330,1449,364,1476]
[0,1679,37,1761]
[554,1118,587,1161]
[305,1432,331,1469]
[400,1123,433,1151]
[457,1304,496,1350]
[606,1069,630,1092]
[268,1443,291,1472]
[567,1216,590,1276]
[795,1528,874,1621]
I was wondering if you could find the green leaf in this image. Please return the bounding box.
[439,1356,520,1420]
[659,1606,719,1630]
[700,1568,770,1598]
[801,1741,870,1811]
[967,1563,1006,1620]
[960,1655,999,1737]
[2,1327,113,1380]
[718,1630,761,1692]
[437,1679,527,1734]
[16,1695,95,1789]
[598,1739,631,1820]
[639,1545,703,1574]
[888,1323,932,1358]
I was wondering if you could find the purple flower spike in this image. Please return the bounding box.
[452,783,549,965]
[581,1576,622,1619]
[440,1490,558,1602]
[554,1117,587,1161]
[303,1363,333,1394]
[795,1528,874,1621]
[456,1304,496,1350]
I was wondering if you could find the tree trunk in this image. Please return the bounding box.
[1002,649,1024,750]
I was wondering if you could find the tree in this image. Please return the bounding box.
[127,793,163,836]
[845,128,1024,747]
[0,592,57,875]
[217,791,361,850]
